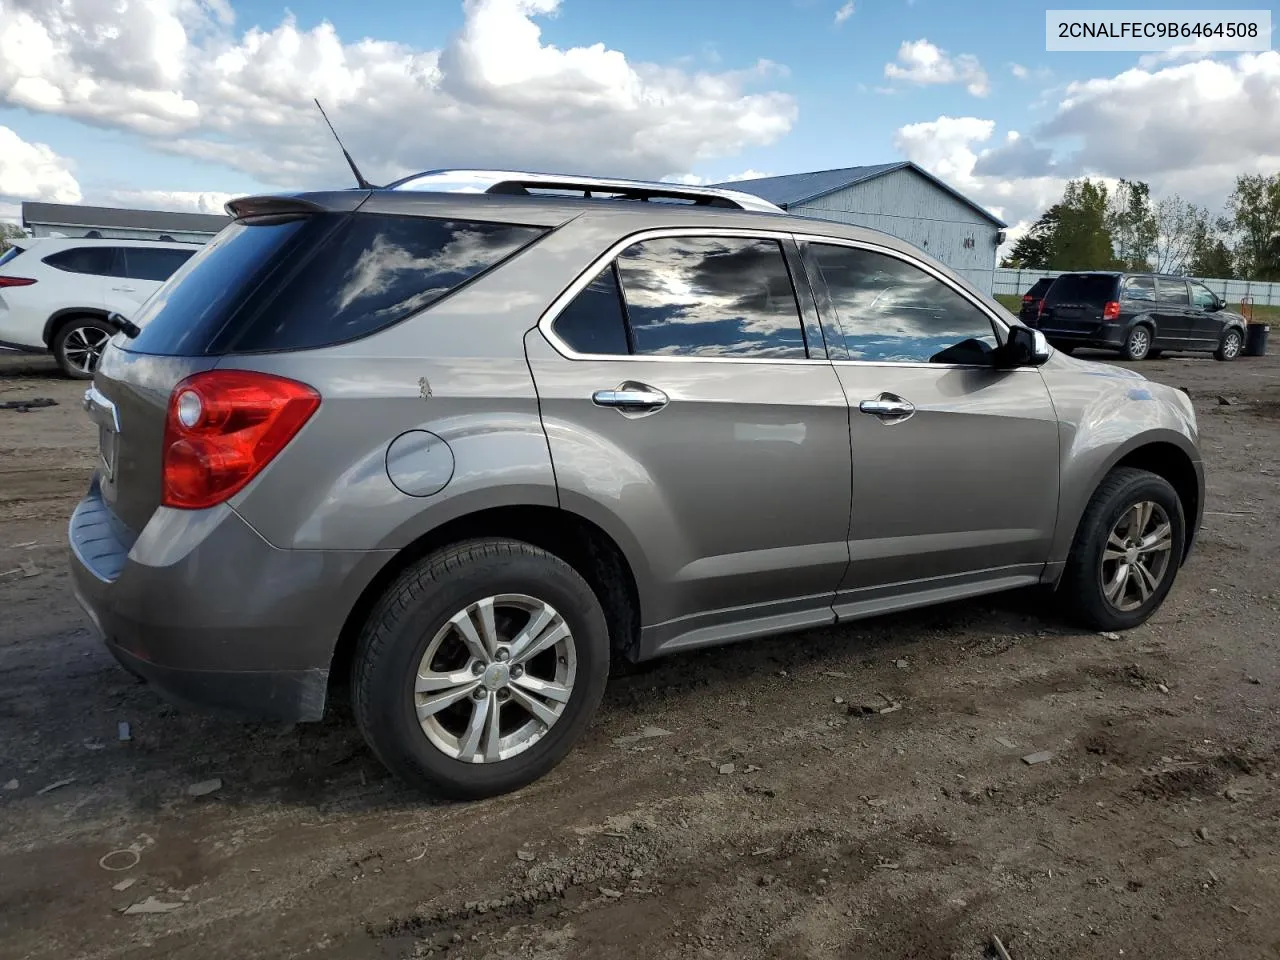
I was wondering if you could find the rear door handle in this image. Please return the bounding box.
[592,383,669,411]
[859,393,915,421]
[111,286,136,293]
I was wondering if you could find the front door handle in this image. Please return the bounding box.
[111,285,136,293]
[592,383,669,412]
[859,392,915,421]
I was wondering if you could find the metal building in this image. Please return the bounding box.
[713,163,1007,294]
[21,201,230,244]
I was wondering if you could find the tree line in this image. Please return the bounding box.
[1001,172,1280,282]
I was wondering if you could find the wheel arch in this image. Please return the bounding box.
[328,504,644,707]
[1062,435,1203,574]
[42,307,113,347]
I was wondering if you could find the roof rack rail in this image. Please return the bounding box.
[385,169,785,214]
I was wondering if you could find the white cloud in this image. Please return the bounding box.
[895,52,1280,259]
[666,169,775,186]
[0,125,82,203]
[0,0,798,190]
[96,189,238,215]
[834,2,854,25]
[1009,63,1028,80]
[884,39,989,96]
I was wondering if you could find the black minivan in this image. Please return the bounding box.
[1031,271,1248,361]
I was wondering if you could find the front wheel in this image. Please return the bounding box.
[1122,326,1152,361]
[52,317,114,379]
[351,538,610,800]
[1214,328,1243,361]
[1059,467,1185,631]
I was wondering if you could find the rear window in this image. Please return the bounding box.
[1025,278,1052,298]
[1044,274,1118,304]
[43,246,124,277]
[0,245,26,269]
[127,212,547,355]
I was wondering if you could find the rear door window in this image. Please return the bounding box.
[1044,274,1118,304]
[42,246,124,277]
[1156,277,1189,305]
[122,247,196,282]
[612,235,809,359]
[126,213,547,356]
[0,245,25,269]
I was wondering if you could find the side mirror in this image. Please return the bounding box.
[995,326,1051,368]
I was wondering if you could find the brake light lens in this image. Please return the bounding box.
[1022,294,1033,302]
[161,370,320,510]
[0,276,36,287]
[1103,300,1121,321]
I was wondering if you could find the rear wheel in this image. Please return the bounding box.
[1214,328,1242,361]
[351,538,610,800]
[52,317,114,380]
[1059,467,1184,632]
[1049,340,1076,355]
[1122,326,1152,361]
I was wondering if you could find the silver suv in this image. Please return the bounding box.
[69,170,1204,799]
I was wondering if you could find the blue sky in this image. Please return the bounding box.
[0,0,1276,240]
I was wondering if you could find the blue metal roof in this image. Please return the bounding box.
[712,161,1007,228]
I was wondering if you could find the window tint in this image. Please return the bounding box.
[1190,282,1217,308]
[809,243,996,364]
[613,236,807,359]
[128,213,546,356]
[1025,278,1052,297]
[552,265,631,355]
[122,247,195,282]
[0,245,24,269]
[1120,275,1155,301]
[1156,277,1189,305]
[1044,273,1118,304]
[231,214,546,352]
[43,246,123,277]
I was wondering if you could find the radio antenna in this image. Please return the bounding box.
[313,98,375,190]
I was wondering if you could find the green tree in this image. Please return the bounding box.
[1228,172,1280,281]
[0,221,25,254]
[1001,205,1060,268]
[1051,178,1119,270]
[1188,237,1235,279]
[1106,179,1157,270]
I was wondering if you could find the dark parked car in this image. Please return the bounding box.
[1018,277,1053,324]
[1032,271,1248,361]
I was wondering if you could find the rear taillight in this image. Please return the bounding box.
[161,370,320,510]
[1102,300,1121,321]
[0,276,36,287]
[1022,294,1033,302]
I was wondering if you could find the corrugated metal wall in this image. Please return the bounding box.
[788,168,1002,294]
[994,267,1280,306]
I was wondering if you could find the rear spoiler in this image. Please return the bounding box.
[223,192,370,222]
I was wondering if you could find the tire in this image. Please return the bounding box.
[351,538,610,800]
[1059,467,1185,632]
[52,316,114,380]
[1146,349,1163,359]
[1121,325,1153,361]
[1049,341,1075,355]
[1214,328,1243,362]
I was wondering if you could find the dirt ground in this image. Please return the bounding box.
[1,346,1278,960]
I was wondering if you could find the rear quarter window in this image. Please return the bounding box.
[126,212,547,356]
[1044,274,1118,304]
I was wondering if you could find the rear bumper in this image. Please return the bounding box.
[68,473,389,723]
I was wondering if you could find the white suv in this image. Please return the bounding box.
[0,237,201,378]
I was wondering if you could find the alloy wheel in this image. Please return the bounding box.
[413,594,577,763]
[1126,328,1150,360]
[1099,500,1174,612]
[1222,331,1241,359]
[61,325,111,375]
